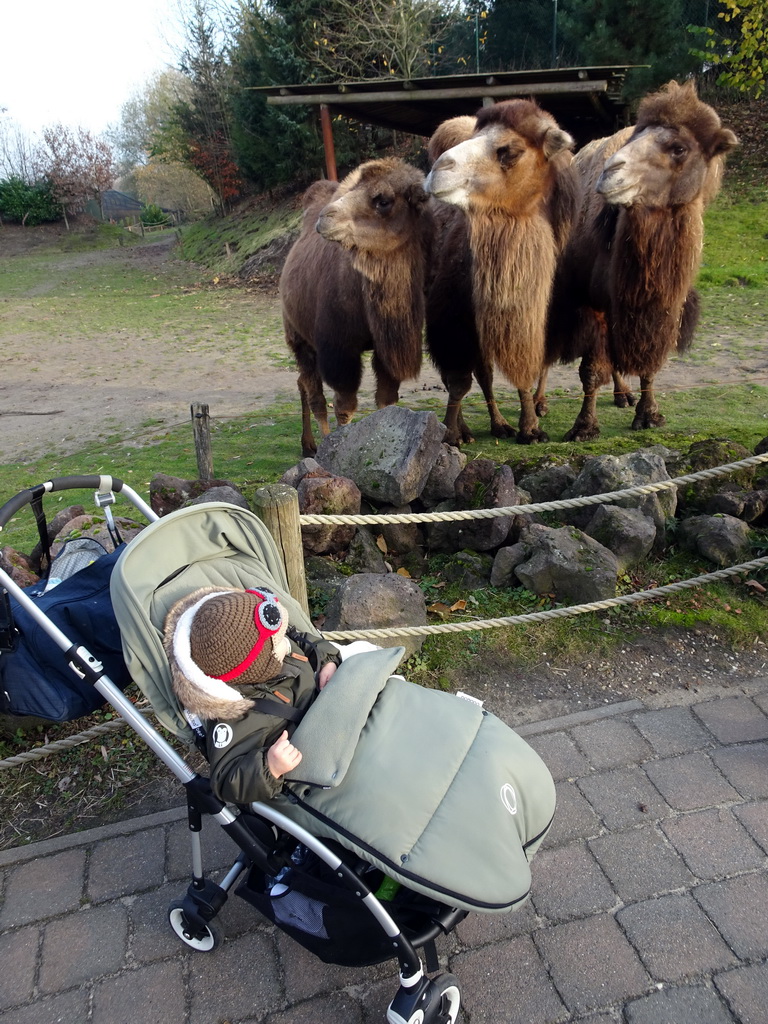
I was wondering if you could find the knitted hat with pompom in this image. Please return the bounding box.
[163,587,289,721]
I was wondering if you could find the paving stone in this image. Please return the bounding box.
[456,899,537,946]
[39,903,128,992]
[571,718,654,770]
[661,807,766,879]
[534,914,649,1014]
[128,881,195,964]
[542,780,602,847]
[734,799,768,853]
[189,929,283,1024]
[0,989,89,1024]
[631,706,713,756]
[695,873,768,960]
[642,752,741,812]
[624,983,734,1024]
[0,926,38,1010]
[527,731,591,781]
[693,696,768,743]
[451,934,565,1024]
[531,841,616,922]
[276,929,393,1004]
[265,991,364,1024]
[0,849,86,928]
[715,962,768,1024]
[578,766,670,830]
[87,829,165,902]
[617,893,736,982]
[93,961,186,1024]
[710,743,768,799]
[753,687,768,716]
[589,825,694,901]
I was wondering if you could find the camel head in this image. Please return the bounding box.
[425,99,574,216]
[596,80,739,209]
[315,158,430,255]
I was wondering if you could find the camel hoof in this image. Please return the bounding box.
[535,401,549,417]
[631,412,666,430]
[302,442,318,457]
[564,425,600,442]
[517,429,549,445]
[444,430,474,447]
[614,391,637,409]
[491,423,517,439]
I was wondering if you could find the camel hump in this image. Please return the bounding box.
[301,179,338,210]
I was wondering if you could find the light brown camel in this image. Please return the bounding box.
[540,80,738,440]
[424,100,579,446]
[279,158,433,456]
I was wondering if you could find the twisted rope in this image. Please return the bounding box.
[0,711,149,771]
[322,554,768,641]
[299,451,768,526]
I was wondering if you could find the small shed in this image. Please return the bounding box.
[250,66,633,180]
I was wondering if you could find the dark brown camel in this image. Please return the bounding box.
[540,80,738,440]
[279,158,433,455]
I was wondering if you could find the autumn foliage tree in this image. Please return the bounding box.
[34,125,116,228]
[692,0,768,98]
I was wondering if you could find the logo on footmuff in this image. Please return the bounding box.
[212,723,234,749]
[500,783,518,815]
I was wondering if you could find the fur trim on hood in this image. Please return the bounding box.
[163,586,257,721]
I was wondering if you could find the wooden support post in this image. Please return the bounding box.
[319,104,338,182]
[190,402,214,483]
[252,484,310,617]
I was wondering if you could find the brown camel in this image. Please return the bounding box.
[424,100,579,446]
[279,158,433,455]
[541,80,738,440]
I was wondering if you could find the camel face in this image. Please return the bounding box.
[597,125,713,208]
[315,159,428,256]
[426,122,571,216]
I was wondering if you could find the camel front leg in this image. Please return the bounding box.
[631,376,666,430]
[371,353,400,410]
[533,366,549,417]
[474,359,516,439]
[564,355,603,441]
[291,337,329,456]
[517,389,549,444]
[440,369,475,446]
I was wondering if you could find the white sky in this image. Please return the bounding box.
[0,0,185,137]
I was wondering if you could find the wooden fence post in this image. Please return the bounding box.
[190,402,214,483]
[252,484,309,617]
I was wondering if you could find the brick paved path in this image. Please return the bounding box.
[1,682,767,1023]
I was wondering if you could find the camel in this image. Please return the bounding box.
[540,80,738,440]
[424,99,579,446]
[279,158,433,456]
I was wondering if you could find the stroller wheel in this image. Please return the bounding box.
[387,972,461,1024]
[168,899,222,952]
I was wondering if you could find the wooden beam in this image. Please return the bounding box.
[319,103,338,182]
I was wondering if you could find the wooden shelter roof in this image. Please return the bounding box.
[251,65,633,145]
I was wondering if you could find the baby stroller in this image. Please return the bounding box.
[0,475,556,1024]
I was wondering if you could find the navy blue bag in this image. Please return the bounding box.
[0,548,133,722]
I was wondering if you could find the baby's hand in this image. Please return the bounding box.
[317,662,337,690]
[267,730,302,778]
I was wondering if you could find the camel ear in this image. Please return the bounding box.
[406,183,430,207]
[711,128,739,156]
[543,126,575,159]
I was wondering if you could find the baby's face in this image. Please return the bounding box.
[276,631,292,662]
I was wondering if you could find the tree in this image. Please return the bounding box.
[692,0,768,97]
[34,125,116,228]
[0,115,37,182]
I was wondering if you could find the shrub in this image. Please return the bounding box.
[140,203,168,226]
[0,176,60,225]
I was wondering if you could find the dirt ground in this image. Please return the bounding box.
[2,230,767,463]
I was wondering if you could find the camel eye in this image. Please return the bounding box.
[496,145,520,169]
[670,144,688,158]
[373,194,394,213]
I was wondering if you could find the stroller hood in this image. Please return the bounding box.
[110,503,315,742]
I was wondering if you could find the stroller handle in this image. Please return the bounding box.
[0,475,154,532]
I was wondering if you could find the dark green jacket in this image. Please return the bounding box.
[205,631,340,804]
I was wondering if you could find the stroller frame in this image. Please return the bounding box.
[0,476,463,1024]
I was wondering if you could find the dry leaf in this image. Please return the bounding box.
[450,599,467,612]
[376,535,388,553]
[745,579,767,594]
[396,567,412,577]
[427,602,452,620]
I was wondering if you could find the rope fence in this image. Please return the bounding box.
[2,450,767,770]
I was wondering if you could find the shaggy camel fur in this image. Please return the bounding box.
[424,99,579,445]
[540,80,738,440]
[280,158,433,455]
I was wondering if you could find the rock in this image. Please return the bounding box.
[297,474,361,556]
[676,439,754,512]
[490,544,527,587]
[425,461,522,553]
[516,463,577,503]
[51,514,145,555]
[421,445,467,505]
[704,492,747,519]
[755,436,768,456]
[441,550,494,590]
[563,450,676,549]
[678,514,752,566]
[0,546,39,588]
[149,474,241,517]
[512,523,619,603]
[280,458,323,489]
[28,505,85,571]
[304,555,347,614]
[190,485,249,509]
[378,504,424,556]
[323,572,428,659]
[344,528,388,574]
[583,505,656,571]
[315,406,446,505]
